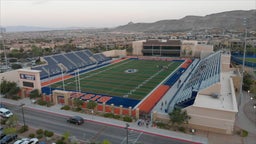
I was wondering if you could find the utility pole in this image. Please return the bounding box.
[125,123,129,144]
[20,103,26,127]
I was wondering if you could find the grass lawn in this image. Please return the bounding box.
[50,59,182,100]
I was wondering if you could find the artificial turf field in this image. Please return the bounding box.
[50,59,182,100]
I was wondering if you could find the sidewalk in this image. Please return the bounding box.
[1,97,208,144]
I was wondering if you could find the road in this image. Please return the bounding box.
[8,105,192,144]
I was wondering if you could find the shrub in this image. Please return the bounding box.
[37,99,47,106]
[56,139,66,144]
[61,105,70,110]
[155,122,166,129]
[123,116,132,122]
[74,107,82,112]
[18,125,28,133]
[44,130,54,137]
[178,126,186,133]
[240,130,248,137]
[11,95,21,100]
[0,119,7,125]
[46,102,53,107]
[29,133,35,138]
[103,113,114,118]
[36,135,43,139]
[36,129,44,135]
[113,115,121,119]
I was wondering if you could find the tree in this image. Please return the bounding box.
[169,108,190,126]
[250,80,256,100]
[102,140,112,144]
[11,63,22,69]
[62,131,70,143]
[8,86,20,95]
[3,115,19,135]
[29,89,41,99]
[8,49,22,59]
[0,79,20,98]
[86,100,97,110]
[31,45,43,57]
[73,98,84,109]
[243,72,253,91]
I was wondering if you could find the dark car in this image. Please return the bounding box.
[67,116,84,125]
[0,134,17,144]
[0,127,5,140]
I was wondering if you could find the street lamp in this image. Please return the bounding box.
[125,123,129,144]
[19,103,26,127]
[254,104,256,127]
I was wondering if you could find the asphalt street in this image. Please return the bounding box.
[9,105,192,144]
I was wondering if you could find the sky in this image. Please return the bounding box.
[0,0,255,28]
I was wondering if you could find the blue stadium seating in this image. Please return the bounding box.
[32,50,111,80]
[167,51,221,112]
[164,68,186,86]
[64,53,87,68]
[52,54,77,72]
[75,50,95,65]
[83,50,93,56]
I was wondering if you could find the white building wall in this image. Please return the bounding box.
[185,106,236,134]
[132,40,145,56]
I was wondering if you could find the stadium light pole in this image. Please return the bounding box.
[239,18,247,109]
[61,68,65,91]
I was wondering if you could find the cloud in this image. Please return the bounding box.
[32,0,51,5]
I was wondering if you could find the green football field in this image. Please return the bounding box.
[50,59,182,100]
[245,58,256,63]
[238,57,256,63]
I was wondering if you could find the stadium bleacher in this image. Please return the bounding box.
[75,50,95,65]
[52,54,76,71]
[92,53,111,63]
[32,50,111,79]
[65,52,87,68]
[167,51,221,112]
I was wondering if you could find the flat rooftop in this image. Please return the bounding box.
[193,71,238,112]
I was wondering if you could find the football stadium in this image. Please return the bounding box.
[35,49,188,109]
[9,39,241,134]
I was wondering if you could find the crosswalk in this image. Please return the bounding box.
[121,130,143,144]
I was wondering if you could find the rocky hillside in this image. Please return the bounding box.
[113,10,256,32]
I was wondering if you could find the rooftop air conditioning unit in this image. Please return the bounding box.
[211,93,219,98]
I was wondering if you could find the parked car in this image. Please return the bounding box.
[28,138,39,144]
[0,108,13,118]
[14,138,39,144]
[0,134,17,144]
[0,104,6,109]
[14,138,30,144]
[0,127,5,140]
[67,116,84,125]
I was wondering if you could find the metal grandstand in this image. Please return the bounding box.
[32,50,111,79]
[166,51,222,113]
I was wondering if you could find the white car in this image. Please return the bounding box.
[14,138,30,144]
[29,138,39,144]
[14,138,39,144]
[0,108,13,118]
